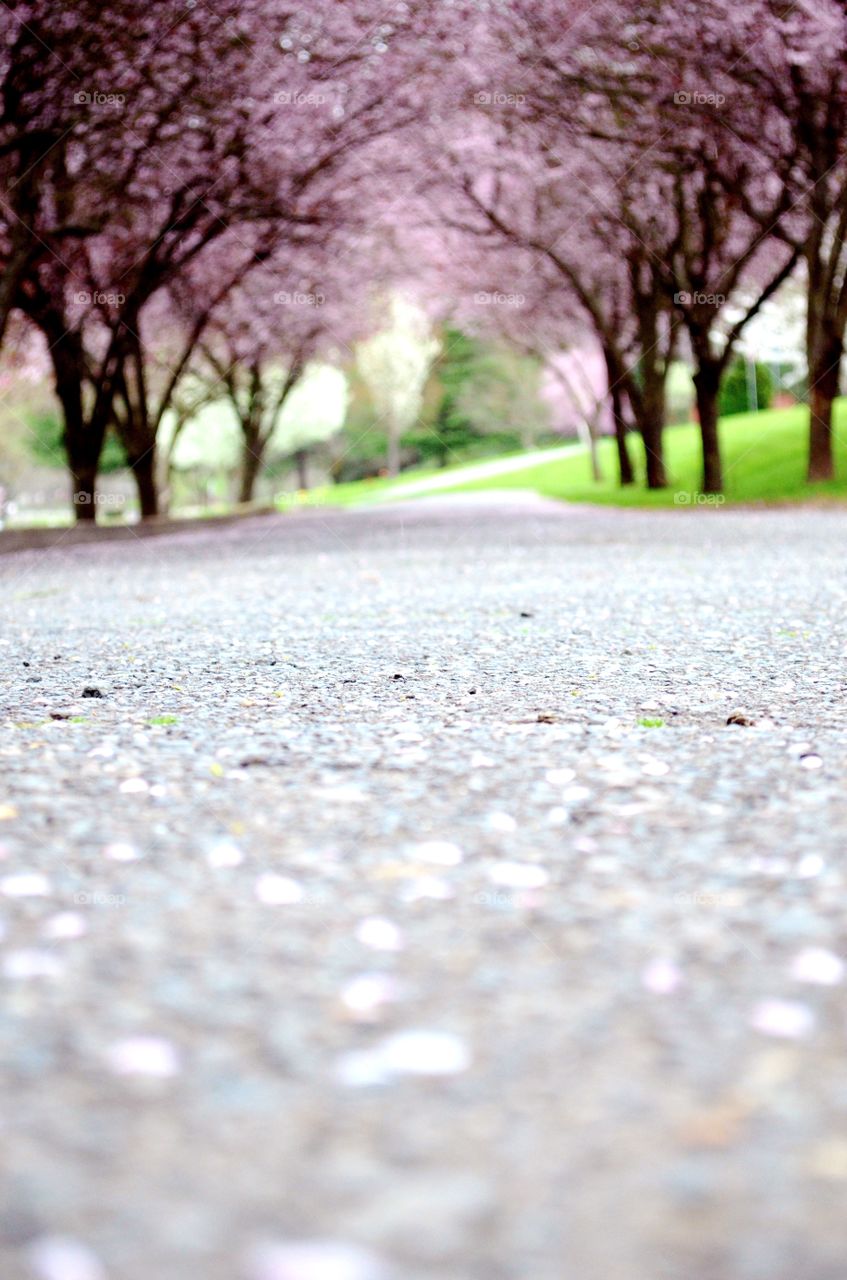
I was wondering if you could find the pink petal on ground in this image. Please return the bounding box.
[488,861,549,889]
[412,840,463,866]
[255,874,304,905]
[340,973,401,1021]
[206,839,244,868]
[399,875,453,902]
[118,778,148,794]
[106,1036,181,1077]
[789,947,845,986]
[1,872,50,897]
[26,1236,106,1280]
[641,958,683,995]
[246,1239,389,1280]
[4,949,64,979]
[487,812,517,834]
[355,917,403,951]
[43,913,88,940]
[335,1049,389,1088]
[751,999,815,1039]
[378,1029,471,1076]
[103,841,140,862]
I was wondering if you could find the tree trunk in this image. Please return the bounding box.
[610,384,634,486]
[807,335,842,482]
[386,418,401,477]
[640,417,666,489]
[69,459,98,522]
[239,440,264,504]
[51,334,102,522]
[693,361,723,493]
[623,352,667,488]
[294,448,309,491]
[128,448,159,519]
[628,271,670,488]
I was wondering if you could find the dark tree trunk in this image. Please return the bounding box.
[604,345,658,487]
[128,448,159,519]
[693,360,723,493]
[69,459,98,522]
[238,438,264,504]
[807,334,842,482]
[610,383,634,486]
[639,359,668,489]
[640,415,666,489]
[627,264,671,489]
[623,349,667,489]
[50,330,103,522]
[294,448,309,491]
[114,339,161,519]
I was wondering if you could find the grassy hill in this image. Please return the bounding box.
[285,401,847,511]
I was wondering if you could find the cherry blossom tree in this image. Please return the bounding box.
[4,0,439,519]
[431,125,674,486]
[710,0,847,480]
[409,0,812,501]
[170,242,364,503]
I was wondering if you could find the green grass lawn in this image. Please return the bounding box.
[276,472,414,511]
[287,400,847,511]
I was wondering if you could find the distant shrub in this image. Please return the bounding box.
[26,412,128,473]
[719,359,774,417]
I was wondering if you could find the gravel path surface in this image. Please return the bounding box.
[1,492,846,1280]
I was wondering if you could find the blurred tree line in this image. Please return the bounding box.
[334,325,552,482]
